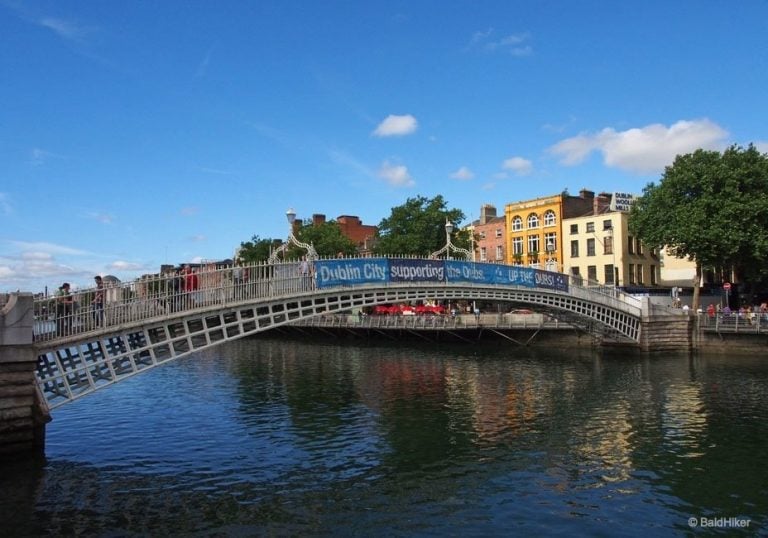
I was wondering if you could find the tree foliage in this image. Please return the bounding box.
[373,195,470,256]
[236,235,281,263]
[629,144,768,305]
[291,220,357,258]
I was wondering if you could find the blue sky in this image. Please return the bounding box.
[2,1,767,293]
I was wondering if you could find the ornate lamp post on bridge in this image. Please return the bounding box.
[429,220,472,260]
[267,208,319,264]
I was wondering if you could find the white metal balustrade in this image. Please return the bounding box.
[31,257,645,410]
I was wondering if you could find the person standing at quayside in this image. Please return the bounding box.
[92,276,105,327]
[55,282,74,336]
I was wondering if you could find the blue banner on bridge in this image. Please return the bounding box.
[445,260,568,292]
[315,259,388,288]
[389,258,445,282]
[314,258,568,292]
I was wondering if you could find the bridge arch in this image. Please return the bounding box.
[32,258,643,410]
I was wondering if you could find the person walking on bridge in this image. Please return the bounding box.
[92,276,104,327]
[55,282,74,336]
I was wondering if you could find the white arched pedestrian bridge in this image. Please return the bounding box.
[32,257,644,410]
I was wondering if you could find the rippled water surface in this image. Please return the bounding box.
[2,338,767,536]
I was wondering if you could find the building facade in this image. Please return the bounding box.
[473,204,506,263]
[504,190,595,271]
[310,214,378,253]
[562,199,660,287]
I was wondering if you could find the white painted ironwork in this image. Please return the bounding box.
[429,220,473,260]
[32,257,644,410]
[267,208,318,264]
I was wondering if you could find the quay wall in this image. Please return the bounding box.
[0,294,48,459]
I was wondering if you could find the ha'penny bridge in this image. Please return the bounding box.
[1,256,692,458]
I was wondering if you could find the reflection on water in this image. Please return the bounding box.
[2,338,767,535]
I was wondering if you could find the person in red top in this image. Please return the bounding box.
[181,265,199,307]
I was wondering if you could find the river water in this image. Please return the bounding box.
[2,337,766,536]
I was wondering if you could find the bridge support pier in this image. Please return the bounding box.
[0,293,49,460]
[638,298,693,353]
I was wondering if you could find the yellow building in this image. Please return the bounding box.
[504,190,595,271]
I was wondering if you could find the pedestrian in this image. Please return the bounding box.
[299,256,311,290]
[92,276,104,327]
[181,265,199,307]
[55,282,74,336]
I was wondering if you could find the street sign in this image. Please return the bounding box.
[723,282,731,291]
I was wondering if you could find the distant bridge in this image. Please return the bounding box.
[29,257,644,410]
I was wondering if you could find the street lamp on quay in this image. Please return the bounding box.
[429,220,473,260]
[267,208,319,264]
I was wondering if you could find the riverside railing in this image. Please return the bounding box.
[31,257,642,344]
[698,312,768,334]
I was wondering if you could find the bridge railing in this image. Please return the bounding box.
[33,260,312,343]
[32,257,643,344]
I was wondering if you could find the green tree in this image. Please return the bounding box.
[629,145,768,309]
[292,220,357,258]
[374,195,470,256]
[236,235,280,263]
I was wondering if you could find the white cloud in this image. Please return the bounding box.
[755,141,768,154]
[10,241,90,256]
[549,119,729,174]
[21,251,53,261]
[372,114,418,137]
[468,28,532,56]
[29,147,66,167]
[39,17,86,40]
[0,193,12,215]
[108,261,146,271]
[180,206,200,216]
[502,157,533,176]
[450,166,475,180]
[86,212,114,224]
[189,234,207,242]
[378,160,415,187]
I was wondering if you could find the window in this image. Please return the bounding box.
[628,263,635,284]
[602,220,612,231]
[636,239,643,255]
[586,222,595,233]
[513,237,524,255]
[480,247,487,261]
[528,235,540,253]
[495,245,503,260]
[527,213,539,229]
[571,267,583,286]
[650,265,657,285]
[544,232,557,253]
[512,216,523,231]
[627,236,635,254]
[479,231,486,240]
[587,238,596,256]
[604,236,613,255]
[495,228,503,238]
[604,264,615,285]
[570,224,578,234]
[636,264,644,284]
[570,240,579,258]
[544,210,556,226]
[587,265,597,282]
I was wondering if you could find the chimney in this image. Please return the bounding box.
[479,204,497,225]
[594,192,612,214]
[579,189,595,200]
[312,214,326,226]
